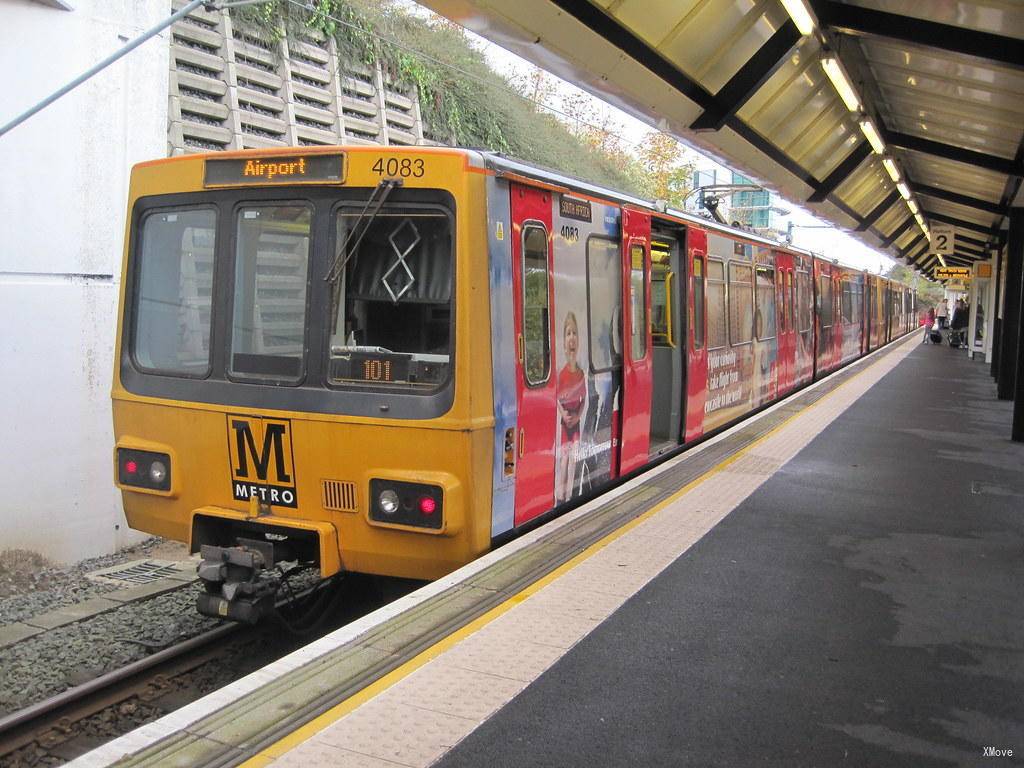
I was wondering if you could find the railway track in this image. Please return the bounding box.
[0,623,239,765]
[0,573,420,766]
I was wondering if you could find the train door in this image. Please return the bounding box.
[873,277,884,349]
[774,251,795,395]
[885,283,893,343]
[795,257,813,385]
[510,183,555,525]
[619,208,653,474]
[553,194,622,503]
[648,232,683,455]
[833,272,843,365]
[861,276,869,354]
[685,231,708,442]
[813,259,829,376]
[866,276,875,351]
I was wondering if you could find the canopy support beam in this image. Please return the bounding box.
[856,191,900,232]
[818,1,1024,71]
[690,21,801,132]
[808,141,871,203]
[886,131,1024,178]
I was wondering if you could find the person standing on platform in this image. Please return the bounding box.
[936,298,949,329]
[949,299,969,347]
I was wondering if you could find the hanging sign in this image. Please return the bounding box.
[931,223,955,255]
[935,266,970,280]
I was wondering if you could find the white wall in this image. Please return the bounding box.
[0,0,168,563]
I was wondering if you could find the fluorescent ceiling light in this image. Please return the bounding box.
[859,119,885,154]
[897,182,912,200]
[907,198,919,215]
[938,254,947,267]
[780,0,815,35]
[821,56,861,112]
[882,157,900,183]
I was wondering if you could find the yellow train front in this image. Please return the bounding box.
[112,147,494,622]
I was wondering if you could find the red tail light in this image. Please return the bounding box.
[117,448,171,491]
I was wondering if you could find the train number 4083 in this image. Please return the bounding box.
[371,157,425,178]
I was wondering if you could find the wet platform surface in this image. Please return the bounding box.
[433,342,1024,767]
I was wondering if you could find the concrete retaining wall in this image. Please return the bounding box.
[0,0,168,563]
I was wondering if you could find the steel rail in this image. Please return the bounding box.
[0,623,237,758]
[0,572,339,759]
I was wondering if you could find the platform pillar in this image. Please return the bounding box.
[990,245,1002,380]
[997,210,1022,402]
[1012,211,1024,440]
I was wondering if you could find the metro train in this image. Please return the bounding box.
[112,146,916,621]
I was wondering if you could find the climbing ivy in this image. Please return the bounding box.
[231,0,645,194]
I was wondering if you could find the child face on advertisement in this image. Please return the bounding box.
[564,312,579,369]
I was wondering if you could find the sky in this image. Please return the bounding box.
[477,40,897,274]
[406,2,898,275]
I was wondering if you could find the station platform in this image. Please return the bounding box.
[74,333,1024,768]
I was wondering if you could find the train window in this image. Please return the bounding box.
[132,207,217,377]
[523,225,551,386]
[776,269,786,334]
[229,205,311,382]
[787,271,795,332]
[796,271,811,333]
[818,275,832,328]
[629,243,647,361]
[328,206,453,390]
[755,265,776,340]
[841,279,853,324]
[586,236,622,372]
[650,245,673,346]
[692,256,705,350]
[728,262,753,346]
[707,259,726,349]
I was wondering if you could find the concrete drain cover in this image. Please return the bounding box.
[87,559,184,586]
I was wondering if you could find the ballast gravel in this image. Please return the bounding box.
[0,538,171,625]
[0,582,218,716]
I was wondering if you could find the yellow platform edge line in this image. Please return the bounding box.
[240,336,912,767]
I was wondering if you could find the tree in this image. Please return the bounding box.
[887,263,943,306]
[634,132,695,209]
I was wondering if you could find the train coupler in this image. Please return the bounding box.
[196,539,280,624]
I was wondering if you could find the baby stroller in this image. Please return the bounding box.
[948,328,966,348]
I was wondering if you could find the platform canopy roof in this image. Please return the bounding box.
[419,0,1024,276]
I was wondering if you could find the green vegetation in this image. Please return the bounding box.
[233,0,693,202]
[887,262,943,307]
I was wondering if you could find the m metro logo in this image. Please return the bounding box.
[227,415,298,508]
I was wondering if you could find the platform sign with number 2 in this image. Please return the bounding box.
[931,223,954,255]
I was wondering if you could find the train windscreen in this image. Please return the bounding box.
[328,206,453,391]
[132,207,216,377]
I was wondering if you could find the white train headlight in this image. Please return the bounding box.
[378,489,400,515]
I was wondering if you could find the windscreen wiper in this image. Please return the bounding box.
[324,178,402,285]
